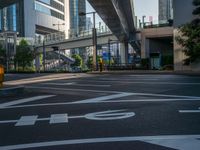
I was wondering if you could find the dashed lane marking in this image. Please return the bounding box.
[179,107,200,113]
[15,116,38,126]
[0,135,199,150]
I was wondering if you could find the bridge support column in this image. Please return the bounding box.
[120,42,129,65]
[35,54,40,73]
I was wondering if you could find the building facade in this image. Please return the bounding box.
[0,0,86,38]
[69,0,86,36]
[159,0,173,24]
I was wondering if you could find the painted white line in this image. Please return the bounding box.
[0,135,200,150]
[179,110,200,113]
[0,120,18,124]
[0,95,55,108]
[50,114,68,124]
[15,116,38,126]
[27,86,200,99]
[106,98,200,103]
[2,98,200,110]
[130,93,200,99]
[43,82,111,87]
[85,110,135,121]
[74,84,111,87]
[0,110,135,126]
[86,79,200,85]
[145,137,200,150]
[124,82,200,85]
[44,82,76,86]
[72,93,134,104]
[27,86,121,94]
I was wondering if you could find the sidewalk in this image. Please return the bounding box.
[1,73,93,96]
[4,73,93,86]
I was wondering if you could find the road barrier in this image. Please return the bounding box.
[0,65,4,88]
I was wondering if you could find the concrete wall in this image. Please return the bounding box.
[141,27,173,58]
[35,12,67,32]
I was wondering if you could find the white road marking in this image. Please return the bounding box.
[0,95,55,108]
[124,82,200,85]
[145,138,200,150]
[44,82,76,86]
[27,86,121,94]
[179,107,200,113]
[15,116,38,126]
[43,82,111,87]
[50,114,68,124]
[88,78,200,85]
[179,110,200,113]
[2,98,200,110]
[85,110,135,121]
[0,135,199,150]
[27,86,200,99]
[72,93,134,104]
[0,110,135,126]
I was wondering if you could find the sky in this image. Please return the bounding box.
[134,0,158,23]
[86,0,159,24]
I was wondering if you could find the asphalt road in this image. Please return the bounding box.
[0,73,200,150]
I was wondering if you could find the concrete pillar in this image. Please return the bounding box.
[120,42,129,64]
[141,34,150,59]
[35,54,40,73]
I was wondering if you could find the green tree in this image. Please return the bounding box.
[15,39,35,71]
[176,0,200,65]
[71,54,83,68]
[0,44,6,66]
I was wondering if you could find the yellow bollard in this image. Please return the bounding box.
[99,58,103,72]
[0,65,4,88]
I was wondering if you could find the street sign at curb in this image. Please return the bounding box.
[0,110,135,127]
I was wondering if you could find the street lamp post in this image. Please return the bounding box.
[79,12,98,71]
[142,15,146,28]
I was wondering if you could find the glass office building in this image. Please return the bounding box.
[159,0,173,24]
[35,0,65,20]
[0,3,19,32]
[69,0,86,34]
[0,0,86,38]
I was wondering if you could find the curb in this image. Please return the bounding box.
[0,86,25,96]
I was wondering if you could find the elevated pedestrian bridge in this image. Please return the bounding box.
[35,29,118,52]
[87,0,136,42]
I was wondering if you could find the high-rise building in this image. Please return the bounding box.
[159,0,173,24]
[69,0,86,36]
[0,0,86,38]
